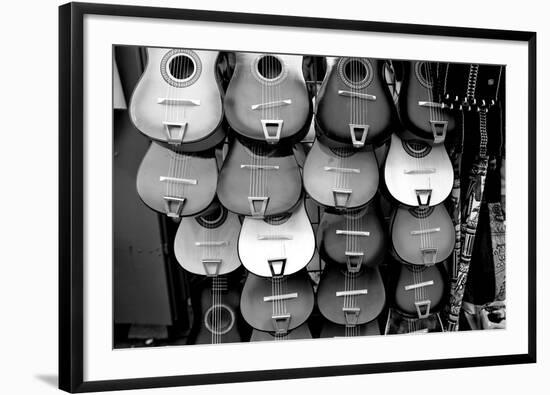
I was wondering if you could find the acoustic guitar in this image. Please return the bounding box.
[193,275,242,345]
[393,262,447,319]
[315,57,395,148]
[217,137,302,218]
[130,48,226,151]
[240,271,314,334]
[238,200,315,277]
[174,202,241,276]
[320,320,380,338]
[384,133,453,207]
[317,264,386,327]
[390,203,454,266]
[398,61,456,143]
[224,53,312,144]
[317,204,386,272]
[302,138,379,210]
[249,323,312,341]
[136,142,218,217]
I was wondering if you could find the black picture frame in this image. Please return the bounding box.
[59,2,537,392]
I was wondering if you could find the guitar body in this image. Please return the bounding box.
[384,133,453,207]
[240,271,314,332]
[238,200,315,277]
[174,204,241,275]
[317,264,386,326]
[317,204,386,270]
[217,138,302,217]
[136,142,218,217]
[194,277,242,345]
[224,53,312,144]
[320,320,381,338]
[303,138,379,210]
[399,61,456,141]
[316,57,395,147]
[390,204,454,266]
[393,263,447,319]
[250,323,312,341]
[130,48,225,150]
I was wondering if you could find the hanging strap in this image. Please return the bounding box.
[446,109,489,331]
[488,202,506,301]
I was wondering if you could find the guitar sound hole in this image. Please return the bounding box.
[168,54,195,81]
[205,305,235,335]
[257,55,283,80]
[344,59,368,83]
[402,139,432,158]
[415,62,435,89]
[329,147,355,158]
[196,205,227,229]
[264,212,291,225]
[409,206,435,218]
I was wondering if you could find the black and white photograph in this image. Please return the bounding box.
[113,46,507,347]
[54,2,538,392]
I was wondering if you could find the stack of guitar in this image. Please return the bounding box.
[129,48,460,343]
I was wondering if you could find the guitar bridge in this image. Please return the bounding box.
[201,259,222,277]
[332,188,352,209]
[268,258,287,277]
[421,248,438,265]
[248,196,269,218]
[345,251,364,273]
[271,314,291,334]
[343,307,361,327]
[430,120,448,144]
[415,189,432,207]
[349,124,369,148]
[414,300,432,319]
[261,120,283,144]
[163,121,187,145]
[163,196,185,217]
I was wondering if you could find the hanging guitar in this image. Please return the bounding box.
[238,200,315,277]
[303,138,379,210]
[173,201,241,276]
[193,276,242,345]
[317,264,386,327]
[317,204,386,272]
[315,57,396,147]
[130,48,225,151]
[224,53,312,144]
[320,320,380,338]
[384,133,453,207]
[240,271,314,334]
[392,261,447,319]
[250,323,312,341]
[217,136,302,218]
[398,61,456,143]
[385,308,444,334]
[136,142,218,217]
[390,203,454,266]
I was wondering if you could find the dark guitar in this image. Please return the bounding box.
[194,276,242,345]
[250,323,312,341]
[315,57,395,147]
[240,271,314,334]
[130,48,226,151]
[398,61,456,142]
[384,133,453,207]
[224,53,312,144]
[136,142,218,217]
[390,203,454,266]
[393,262,447,319]
[320,320,380,338]
[316,264,386,327]
[174,202,241,276]
[303,138,379,210]
[217,137,302,218]
[317,204,386,272]
[385,308,444,334]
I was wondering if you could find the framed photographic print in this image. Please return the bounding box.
[59,1,537,392]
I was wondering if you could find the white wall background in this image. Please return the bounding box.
[0,0,546,394]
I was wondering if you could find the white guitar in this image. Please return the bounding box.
[384,133,453,207]
[238,200,315,277]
